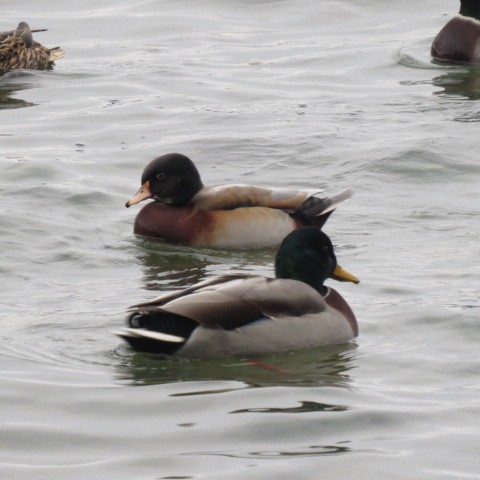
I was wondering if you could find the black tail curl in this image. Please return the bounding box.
[122,310,197,355]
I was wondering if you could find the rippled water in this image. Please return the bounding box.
[1,1,480,478]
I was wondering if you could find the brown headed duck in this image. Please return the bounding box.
[125,153,353,249]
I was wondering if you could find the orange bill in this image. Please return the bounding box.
[126,181,152,208]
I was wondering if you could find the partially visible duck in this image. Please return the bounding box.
[0,22,64,75]
[431,0,480,64]
[115,227,360,358]
[125,153,353,249]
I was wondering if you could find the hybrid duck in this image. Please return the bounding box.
[126,153,353,249]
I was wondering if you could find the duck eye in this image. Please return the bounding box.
[156,173,166,182]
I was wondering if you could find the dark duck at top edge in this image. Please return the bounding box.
[431,0,480,64]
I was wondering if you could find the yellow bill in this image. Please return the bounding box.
[330,264,360,284]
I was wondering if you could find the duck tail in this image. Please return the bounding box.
[114,310,197,355]
[292,188,353,229]
[48,47,65,62]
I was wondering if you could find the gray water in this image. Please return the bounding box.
[1,1,479,478]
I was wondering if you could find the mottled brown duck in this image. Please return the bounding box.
[0,21,64,75]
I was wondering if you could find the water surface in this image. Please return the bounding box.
[1,1,479,478]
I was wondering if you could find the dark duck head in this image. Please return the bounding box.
[275,227,359,296]
[459,0,480,19]
[126,153,204,208]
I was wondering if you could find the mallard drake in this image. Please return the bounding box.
[431,0,480,64]
[115,227,360,358]
[125,153,353,248]
[0,21,64,75]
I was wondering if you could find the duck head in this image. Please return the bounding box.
[15,21,33,47]
[126,153,204,208]
[460,0,480,20]
[275,227,359,296]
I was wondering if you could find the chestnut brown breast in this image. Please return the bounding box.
[325,287,358,337]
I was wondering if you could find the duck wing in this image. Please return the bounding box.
[192,185,315,212]
[128,274,250,309]
[0,31,11,42]
[129,275,326,330]
[192,185,353,223]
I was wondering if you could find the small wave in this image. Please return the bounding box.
[394,39,464,71]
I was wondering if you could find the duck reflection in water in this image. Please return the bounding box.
[132,236,273,292]
[133,238,212,292]
[431,68,480,100]
[116,342,357,389]
[0,82,33,109]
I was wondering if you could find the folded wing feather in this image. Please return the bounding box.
[192,185,314,212]
[129,276,327,331]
